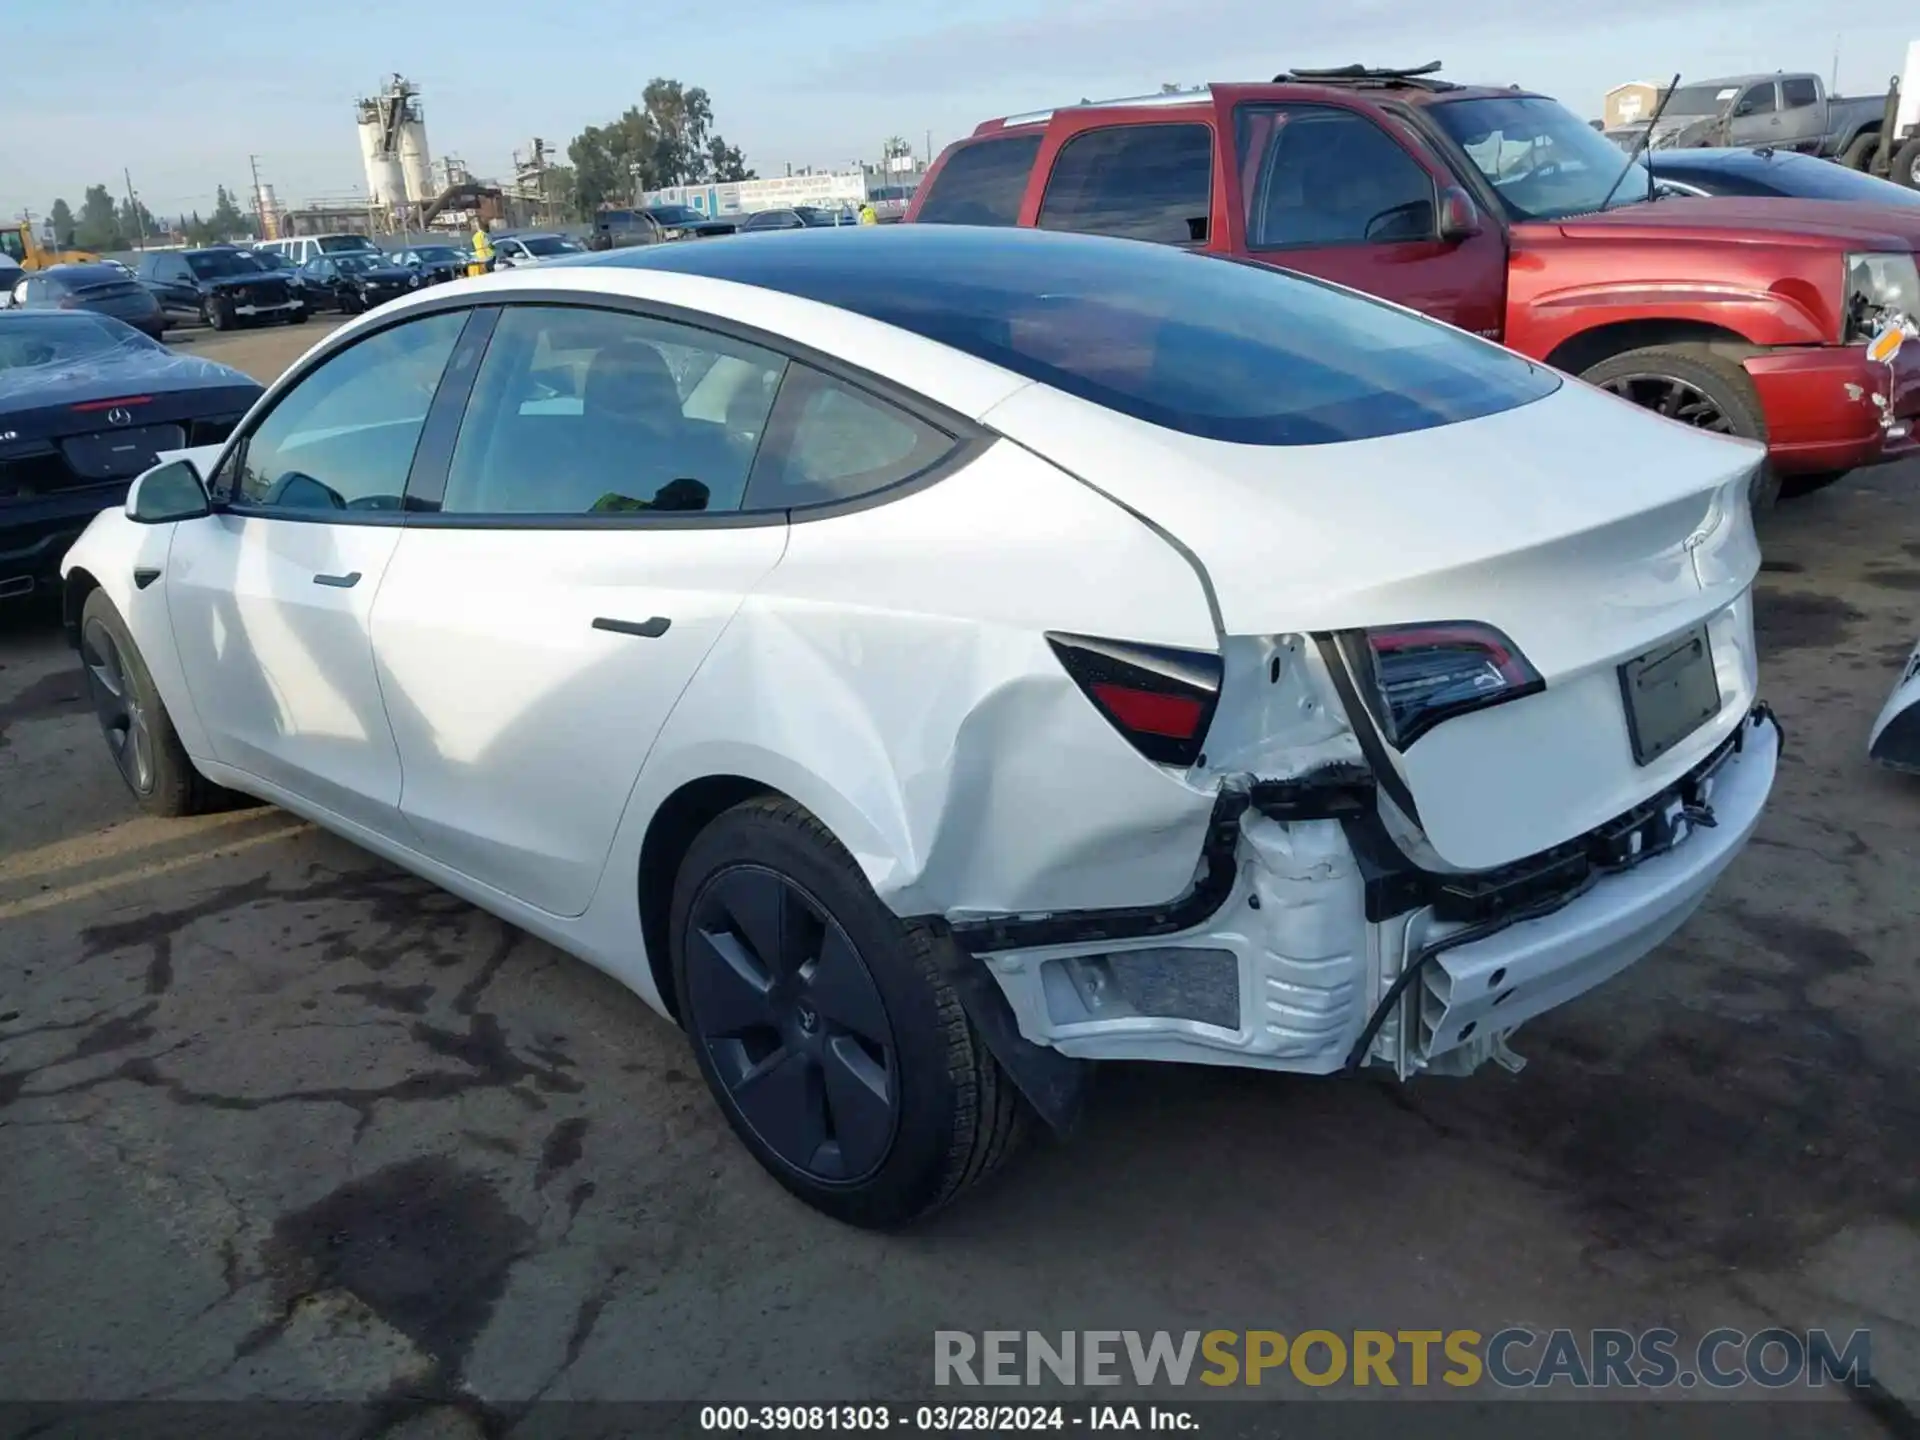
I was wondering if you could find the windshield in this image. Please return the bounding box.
[334,255,387,274]
[1431,95,1652,221]
[318,235,379,254]
[0,312,155,372]
[1661,85,1738,118]
[648,206,703,225]
[519,236,581,256]
[185,250,267,279]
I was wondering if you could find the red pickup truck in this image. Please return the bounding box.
[905,65,1920,501]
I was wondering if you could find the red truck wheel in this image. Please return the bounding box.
[1581,345,1766,440]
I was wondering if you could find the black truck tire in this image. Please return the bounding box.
[1890,135,1920,189]
[1841,133,1881,173]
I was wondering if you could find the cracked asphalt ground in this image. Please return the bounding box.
[1,323,1917,1429]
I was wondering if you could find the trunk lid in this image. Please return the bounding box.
[983,378,1765,869]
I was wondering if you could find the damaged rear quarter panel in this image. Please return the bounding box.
[623,439,1225,919]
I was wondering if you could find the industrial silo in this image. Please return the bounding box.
[399,109,433,203]
[355,75,426,210]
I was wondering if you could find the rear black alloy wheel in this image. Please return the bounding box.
[685,866,899,1184]
[669,797,1029,1227]
[81,615,153,795]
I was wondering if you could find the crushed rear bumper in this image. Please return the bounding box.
[966,706,1779,1080]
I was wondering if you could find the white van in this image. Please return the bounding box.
[254,234,382,266]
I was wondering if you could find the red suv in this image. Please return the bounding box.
[906,65,1920,500]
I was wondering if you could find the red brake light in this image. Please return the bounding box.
[71,395,153,412]
[1348,621,1543,749]
[1089,683,1206,740]
[1048,633,1222,767]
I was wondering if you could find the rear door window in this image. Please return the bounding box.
[1037,124,1213,244]
[1236,105,1436,248]
[916,134,1043,225]
[1780,77,1818,109]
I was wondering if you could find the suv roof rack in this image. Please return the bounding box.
[1275,62,1459,92]
[995,86,1211,130]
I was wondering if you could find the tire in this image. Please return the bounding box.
[1841,133,1880,173]
[284,307,307,325]
[669,796,1028,1228]
[78,590,220,817]
[1779,469,1851,500]
[206,296,232,331]
[1581,344,1767,442]
[1892,135,1920,190]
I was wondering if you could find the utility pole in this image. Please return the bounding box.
[123,169,144,250]
[248,153,266,239]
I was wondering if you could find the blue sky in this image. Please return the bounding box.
[6,1,1913,222]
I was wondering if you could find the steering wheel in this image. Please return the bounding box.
[265,471,346,510]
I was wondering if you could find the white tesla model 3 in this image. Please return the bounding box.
[59,226,1779,1226]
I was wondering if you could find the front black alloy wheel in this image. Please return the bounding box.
[76,589,221,817]
[686,866,899,1183]
[81,615,153,795]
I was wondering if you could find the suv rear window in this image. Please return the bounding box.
[1037,123,1213,244]
[916,135,1042,226]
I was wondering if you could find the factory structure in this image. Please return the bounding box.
[245,72,927,241]
[357,74,436,210]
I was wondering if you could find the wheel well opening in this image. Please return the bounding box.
[637,775,776,1022]
[1546,320,1756,378]
[62,567,100,648]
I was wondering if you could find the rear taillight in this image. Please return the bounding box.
[1345,621,1542,749]
[1047,632,1221,767]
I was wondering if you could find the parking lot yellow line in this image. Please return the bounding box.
[0,807,288,886]
[0,822,311,922]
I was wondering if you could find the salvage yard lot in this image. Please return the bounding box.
[0,321,1916,1419]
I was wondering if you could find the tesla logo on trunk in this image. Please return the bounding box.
[106,408,132,426]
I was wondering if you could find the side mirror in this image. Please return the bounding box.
[1438,187,1483,242]
[127,459,212,524]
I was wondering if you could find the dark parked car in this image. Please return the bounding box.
[640,204,738,239]
[0,311,261,600]
[738,206,856,232]
[1649,147,1920,205]
[390,244,472,284]
[136,247,305,330]
[9,264,167,341]
[298,253,426,312]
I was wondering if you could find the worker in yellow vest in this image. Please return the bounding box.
[468,223,494,277]
[858,202,878,226]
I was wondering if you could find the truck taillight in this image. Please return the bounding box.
[1345,622,1542,749]
[1047,632,1222,767]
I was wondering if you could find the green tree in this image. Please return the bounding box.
[566,77,753,211]
[182,209,209,246]
[74,185,124,250]
[207,185,248,241]
[117,196,158,243]
[48,198,75,247]
[705,137,754,182]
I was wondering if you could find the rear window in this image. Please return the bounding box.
[916,135,1042,226]
[1037,123,1213,244]
[318,235,379,254]
[763,232,1560,445]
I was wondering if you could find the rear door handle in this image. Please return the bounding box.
[313,571,362,589]
[592,616,671,639]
